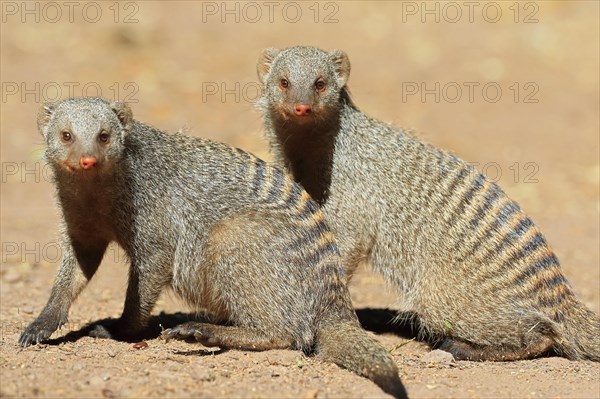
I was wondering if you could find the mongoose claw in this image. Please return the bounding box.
[19,329,51,347]
[161,322,214,345]
[161,323,193,342]
[160,328,176,342]
[19,318,58,347]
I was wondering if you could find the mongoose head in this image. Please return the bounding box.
[257,46,350,126]
[38,97,133,175]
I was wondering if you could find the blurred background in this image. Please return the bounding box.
[1,1,598,311]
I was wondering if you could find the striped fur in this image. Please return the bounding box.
[21,97,406,398]
[258,46,600,361]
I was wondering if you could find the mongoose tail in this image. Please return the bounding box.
[316,320,407,398]
[555,298,600,361]
[309,254,406,397]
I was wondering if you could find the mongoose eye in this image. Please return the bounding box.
[315,79,326,92]
[98,131,110,144]
[61,130,72,143]
[279,78,289,89]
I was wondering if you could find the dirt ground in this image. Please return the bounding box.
[1,1,599,398]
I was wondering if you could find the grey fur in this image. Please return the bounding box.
[257,46,600,361]
[20,97,407,398]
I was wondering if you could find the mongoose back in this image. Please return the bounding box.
[19,97,407,398]
[257,46,600,361]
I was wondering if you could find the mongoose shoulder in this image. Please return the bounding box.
[257,46,600,362]
[19,97,406,398]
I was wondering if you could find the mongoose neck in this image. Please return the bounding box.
[268,110,348,206]
[266,87,357,205]
[52,157,126,209]
[277,129,336,205]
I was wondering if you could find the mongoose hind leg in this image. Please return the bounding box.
[162,321,294,351]
[438,336,554,361]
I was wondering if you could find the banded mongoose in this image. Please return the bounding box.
[18,97,407,398]
[257,46,600,361]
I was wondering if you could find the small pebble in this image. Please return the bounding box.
[132,341,148,349]
[420,349,455,363]
[20,306,34,315]
[3,272,21,283]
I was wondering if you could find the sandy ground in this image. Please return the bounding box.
[1,1,599,398]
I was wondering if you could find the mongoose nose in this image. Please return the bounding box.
[294,104,312,116]
[79,156,97,170]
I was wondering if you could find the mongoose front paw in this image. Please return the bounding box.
[161,322,217,346]
[19,317,62,347]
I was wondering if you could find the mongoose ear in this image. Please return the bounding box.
[110,101,133,132]
[329,50,351,87]
[37,102,56,136]
[257,48,280,82]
